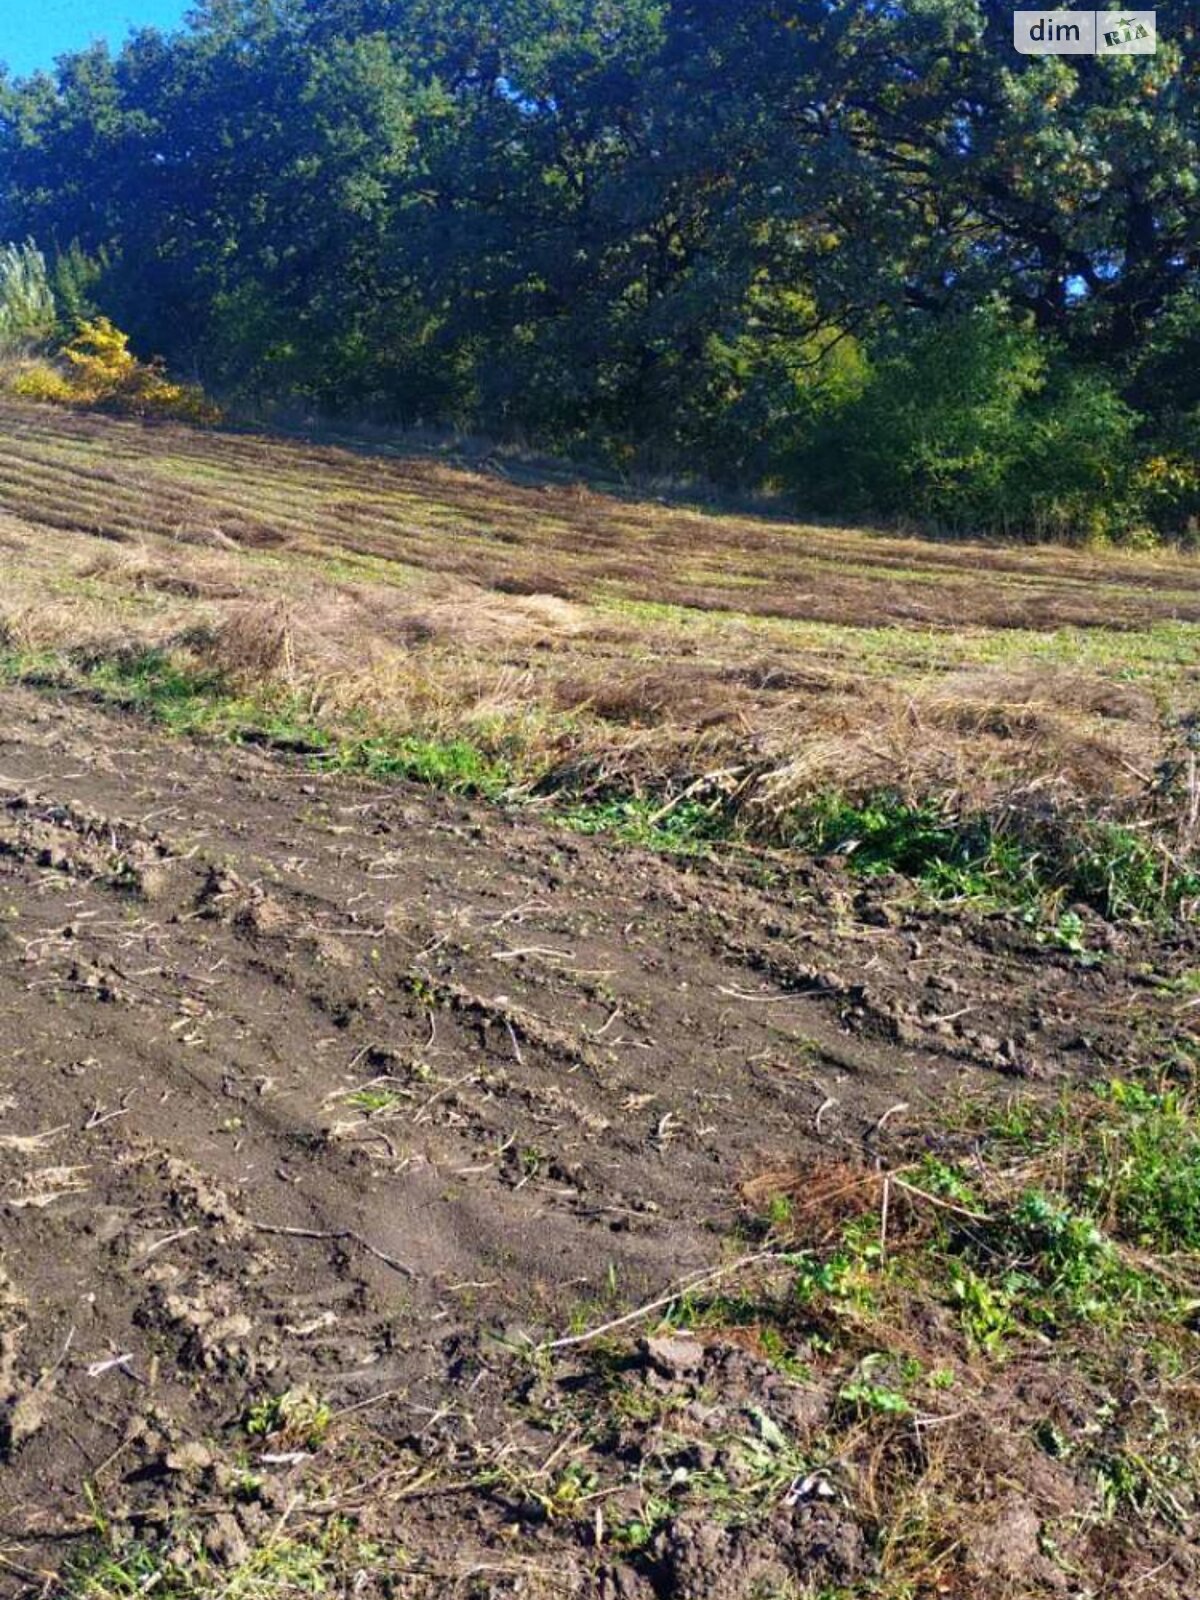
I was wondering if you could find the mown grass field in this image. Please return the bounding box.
[3,398,1200,874]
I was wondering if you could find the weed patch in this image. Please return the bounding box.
[0,645,514,799]
[725,1080,1200,1368]
[559,794,731,854]
[316,731,511,798]
[786,791,1200,922]
[244,1385,333,1452]
[54,1526,352,1599]
[538,1081,1200,1590]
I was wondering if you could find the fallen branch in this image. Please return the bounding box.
[250,1220,416,1279]
[545,1247,807,1352]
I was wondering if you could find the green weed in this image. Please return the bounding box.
[838,1353,914,1419]
[318,732,511,798]
[1085,1083,1200,1252]
[244,1386,332,1451]
[948,1265,1017,1355]
[913,1156,980,1209]
[53,1487,354,1599]
[982,1191,1151,1328]
[5,643,1197,929]
[787,791,1199,923]
[0,645,514,798]
[559,794,729,854]
[345,1085,409,1115]
[1095,1443,1189,1527]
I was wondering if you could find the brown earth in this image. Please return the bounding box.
[0,682,1196,1597]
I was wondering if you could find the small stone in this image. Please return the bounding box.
[764,1381,828,1436]
[166,1441,213,1475]
[686,1398,725,1428]
[204,1312,253,1344]
[643,1333,705,1380]
[137,863,175,903]
[6,1384,53,1451]
[204,1513,249,1568]
[964,1499,1057,1584]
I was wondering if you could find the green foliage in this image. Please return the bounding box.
[793,793,991,882]
[915,1157,980,1210]
[245,1386,332,1451]
[949,1265,1017,1356]
[49,241,105,330]
[837,1353,913,1419]
[793,1218,882,1316]
[1094,1444,1190,1526]
[1086,1084,1200,1253]
[791,311,1146,542]
[67,649,235,732]
[55,1529,343,1598]
[560,795,728,854]
[776,1080,1200,1367]
[989,1192,1145,1326]
[54,1483,357,1597]
[0,644,519,808]
[345,1085,408,1115]
[790,791,1199,923]
[320,732,510,798]
[1035,909,1096,963]
[1063,822,1191,922]
[0,239,57,351]
[936,1083,1200,1343]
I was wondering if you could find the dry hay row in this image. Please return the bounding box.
[0,471,218,535]
[2,396,1199,595]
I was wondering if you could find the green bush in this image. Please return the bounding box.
[788,308,1145,542]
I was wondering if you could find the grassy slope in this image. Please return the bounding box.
[1,400,1198,795]
[2,398,1199,921]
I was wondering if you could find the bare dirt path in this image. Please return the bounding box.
[0,683,1190,1595]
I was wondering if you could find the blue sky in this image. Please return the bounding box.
[0,0,190,76]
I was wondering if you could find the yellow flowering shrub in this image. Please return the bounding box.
[60,315,138,395]
[1136,453,1200,497]
[9,317,220,423]
[10,362,75,402]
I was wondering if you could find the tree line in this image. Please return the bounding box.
[1,0,1197,541]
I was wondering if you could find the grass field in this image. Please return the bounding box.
[3,398,1200,897]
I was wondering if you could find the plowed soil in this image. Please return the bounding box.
[0,681,1195,1596]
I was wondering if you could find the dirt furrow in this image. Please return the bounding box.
[0,682,1195,1593]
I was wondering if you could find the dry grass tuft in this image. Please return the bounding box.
[741,1160,885,1246]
